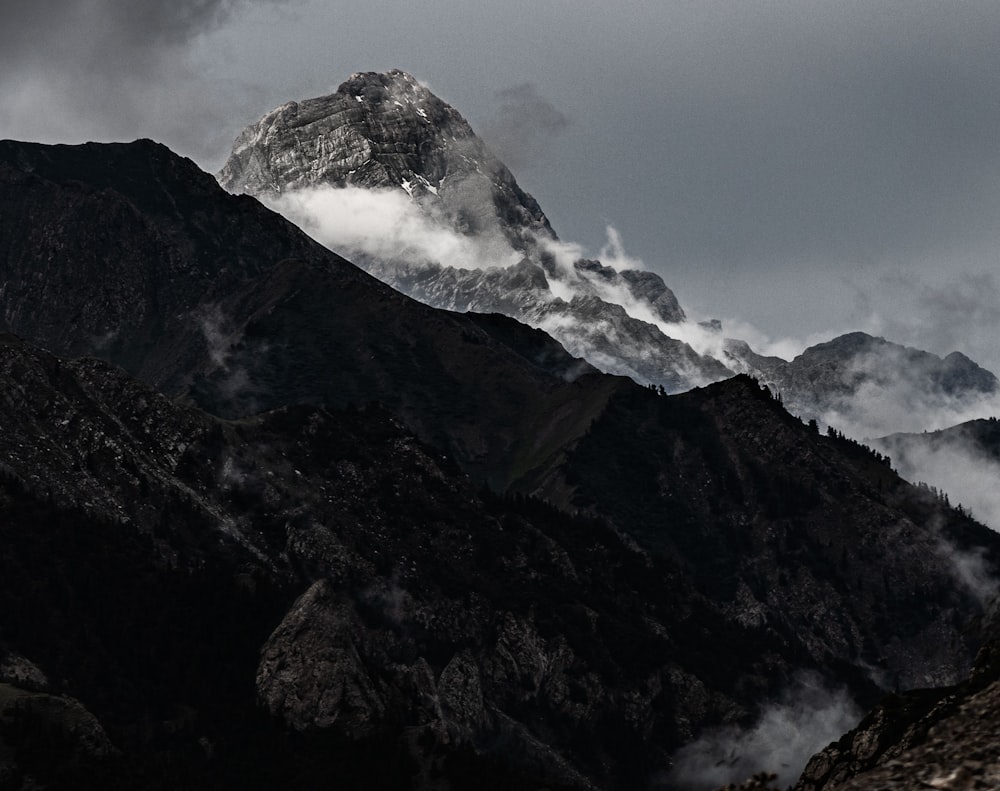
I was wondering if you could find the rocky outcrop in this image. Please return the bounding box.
[257,581,389,736]
[0,682,118,785]
[795,640,1000,790]
[219,69,554,254]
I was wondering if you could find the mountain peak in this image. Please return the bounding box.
[218,69,554,251]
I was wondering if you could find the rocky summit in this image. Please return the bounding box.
[219,69,554,254]
[218,69,730,392]
[3,137,1000,789]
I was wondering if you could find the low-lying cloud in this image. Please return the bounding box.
[877,429,1000,533]
[270,186,523,272]
[857,269,1000,381]
[665,673,861,791]
[820,383,1000,443]
[266,181,847,394]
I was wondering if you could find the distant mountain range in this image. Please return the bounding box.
[0,78,998,788]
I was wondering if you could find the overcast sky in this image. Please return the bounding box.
[3,0,999,371]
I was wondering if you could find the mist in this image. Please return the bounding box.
[269,186,523,272]
[819,383,1000,442]
[480,82,570,171]
[855,269,1000,385]
[665,673,861,790]
[876,427,1000,533]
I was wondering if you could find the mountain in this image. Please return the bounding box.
[0,138,616,490]
[3,138,1000,789]
[725,332,1000,437]
[217,69,731,392]
[218,71,1000,432]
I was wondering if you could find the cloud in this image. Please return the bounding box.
[939,536,999,604]
[598,225,644,272]
[267,184,816,391]
[665,673,861,791]
[876,431,1000,533]
[480,83,570,170]
[856,270,1000,378]
[194,303,266,410]
[268,186,523,271]
[821,385,1000,443]
[0,0,288,162]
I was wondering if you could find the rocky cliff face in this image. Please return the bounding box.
[219,69,553,254]
[794,639,1000,790]
[218,70,728,391]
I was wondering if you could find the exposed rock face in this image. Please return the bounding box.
[257,581,388,736]
[218,70,727,391]
[795,641,1000,790]
[219,69,554,254]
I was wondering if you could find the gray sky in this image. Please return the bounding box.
[3,0,999,371]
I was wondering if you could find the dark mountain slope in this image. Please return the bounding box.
[0,138,611,488]
[530,375,1000,696]
[0,138,311,388]
[2,335,996,790]
[185,255,619,488]
[0,333,664,788]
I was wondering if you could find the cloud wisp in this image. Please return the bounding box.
[269,186,523,272]
[856,269,1000,379]
[480,82,570,171]
[876,428,1000,533]
[264,180,874,395]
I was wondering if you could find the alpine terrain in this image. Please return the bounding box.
[0,91,998,788]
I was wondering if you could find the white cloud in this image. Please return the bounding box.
[269,186,523,271]
[877,434,1000,533]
